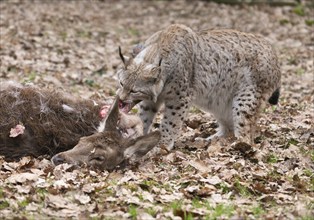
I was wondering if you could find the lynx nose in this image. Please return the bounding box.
[52,154,66,165]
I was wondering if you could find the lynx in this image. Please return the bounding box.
[117,24,281,151]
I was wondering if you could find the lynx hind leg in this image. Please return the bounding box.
[139,100,161,134]
[206,118,233,141]
[232,87,264,144]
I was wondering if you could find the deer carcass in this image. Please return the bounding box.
[0,81,106,160]
[51,96,160,170]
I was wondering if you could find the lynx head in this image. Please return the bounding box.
[116,46,164,113]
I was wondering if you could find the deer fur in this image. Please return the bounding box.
[0,81,103,160]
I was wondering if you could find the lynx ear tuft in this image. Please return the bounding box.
[118,46,131,69]
[158,58,162,66]
[119,46,125,64]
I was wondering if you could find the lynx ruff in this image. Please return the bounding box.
[117,24,281,152]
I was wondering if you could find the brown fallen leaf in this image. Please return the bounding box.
[7,172,38,184]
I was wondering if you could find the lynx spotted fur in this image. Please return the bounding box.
[117,24,281,151]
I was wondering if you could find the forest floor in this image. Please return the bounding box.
[0,1,313,219]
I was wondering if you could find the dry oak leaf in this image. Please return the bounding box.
[188,159,210,173]
[7,172,38,184]
[45,194,78,210]
[74,193,91,205]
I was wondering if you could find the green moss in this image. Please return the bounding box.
[293,4,305,16]
[0,200,9,210]
[279,19,289,25]
[305,20,314,26]
[266,153,279,163]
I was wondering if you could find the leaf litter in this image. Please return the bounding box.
[0,0,313,219]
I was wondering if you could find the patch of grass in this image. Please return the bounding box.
[171,200,183,211]
[128,205,138,220]
[300,215,314,220]
[296,68,305,75]
[266,169,282,183]
[140,179,158,188]
[216,182,232,194]
[251,204,265,217]
[287,138,299,146]
[84,79,95,87]
[305,19,314,26]
[36,188,47,197]
[23,71,37,83]
[0,200,9,210]
[210,204,235,219]
[128,28,140,37]
[171,200,193,220]
[126,183,138,192]
[266,153,279,163]
[18,199,30,208]
[293,4,305,16]
[108,89,116,96]
[0,188,4,199]
[191,198,212,212]
[300,148,314,162]
[145,207,157,217]
[234,180,251,197]
[279,19,289,25]
[303,169,313,177]
[77,30,91,38]
[60,31,67,41]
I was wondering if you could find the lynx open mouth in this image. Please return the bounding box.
[118,100,141,113]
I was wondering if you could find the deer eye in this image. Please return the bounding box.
[120,81,124,87]
[90,155,105,163]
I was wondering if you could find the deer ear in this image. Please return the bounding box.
[123,131,161,159]
[104,96,120,131]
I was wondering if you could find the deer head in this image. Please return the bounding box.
[51,96,160,171]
